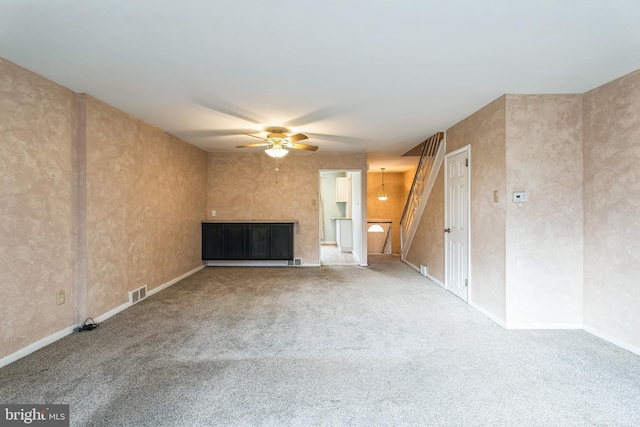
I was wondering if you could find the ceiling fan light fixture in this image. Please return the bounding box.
[236,129,316,154]
[265,146,289,158]
[378,167,388,201]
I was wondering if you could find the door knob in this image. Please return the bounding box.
[444,228,450,233]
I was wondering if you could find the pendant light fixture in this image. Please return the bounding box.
[378,167,388,201]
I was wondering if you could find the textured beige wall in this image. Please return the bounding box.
[447,97,507,321]
[367,171,404,254]
[505,95,584,325]
[207,152,368,264]
[583,70,640,348]
[85,97,207,317]
[0,57,207,360]
[0,58,77,358]
[405,98,507,312]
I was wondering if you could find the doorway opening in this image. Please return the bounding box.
[319,170,365,266]
[367,222,392,254]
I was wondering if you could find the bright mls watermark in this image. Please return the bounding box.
[0,405,69,426]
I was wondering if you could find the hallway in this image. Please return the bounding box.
[320,243,359,265]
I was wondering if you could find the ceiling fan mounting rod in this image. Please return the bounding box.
[267,132,288,141]
[266,127,288,134]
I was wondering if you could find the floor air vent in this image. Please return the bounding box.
[287,258,302,266]
[128,284,148,304]
[420,265,428,276]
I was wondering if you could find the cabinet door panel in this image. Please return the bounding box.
[248,224,270,259]
[336,177,350,202]
[224,224,246,259]
[271,224,293,260]
[202,223,224,260]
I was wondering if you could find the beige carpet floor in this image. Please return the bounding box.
[1,255,639,426]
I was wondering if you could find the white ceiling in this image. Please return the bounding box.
[1,1,639,172]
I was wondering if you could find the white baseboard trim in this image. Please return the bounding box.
[95,265,205,324]
[204,260,289,267]
[393,259,639,356]
[425,273,445,289]
[147,265,205,297]
[505,322,583,330]
[96,265,205,324]
[469,301,507,328]
[0,265,205,369]
[402,259,420,272]
[402,259,445,288]
[93,301,130,324]
[204,261,322,268]
[0,324,77,369]
[584,325,640,357]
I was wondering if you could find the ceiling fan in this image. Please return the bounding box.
[236,127,318,158]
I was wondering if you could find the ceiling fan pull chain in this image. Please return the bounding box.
[275,157,279,184]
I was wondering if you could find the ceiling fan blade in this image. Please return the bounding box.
[288,133,309,142]
[284,105,350,127]
[236,143,270,148]
[177,129,260,138]
[304,132,363,145]
[192,98,266,124]
[290,143,318,151]
[245,133,268,140]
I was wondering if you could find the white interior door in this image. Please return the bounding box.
[444,147,470,302]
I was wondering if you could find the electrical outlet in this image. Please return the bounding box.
[211,210,216,217]
[57,290,65,306]
[493,190,499,203]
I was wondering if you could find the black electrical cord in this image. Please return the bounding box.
[75,318,99,332]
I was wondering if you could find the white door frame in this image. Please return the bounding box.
[318,169,367,267]
[444,145,471,302]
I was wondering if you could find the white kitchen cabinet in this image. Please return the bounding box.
[335,218,353,252]
[335,177,351,203]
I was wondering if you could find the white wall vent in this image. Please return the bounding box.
[420,265,428,276]
[129,284,148,304]
[287,258,302,266]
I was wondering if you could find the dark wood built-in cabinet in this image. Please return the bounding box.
[202,222,294,261]
[223,224,246,259]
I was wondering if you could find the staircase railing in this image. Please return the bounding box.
[400,131,445,260]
